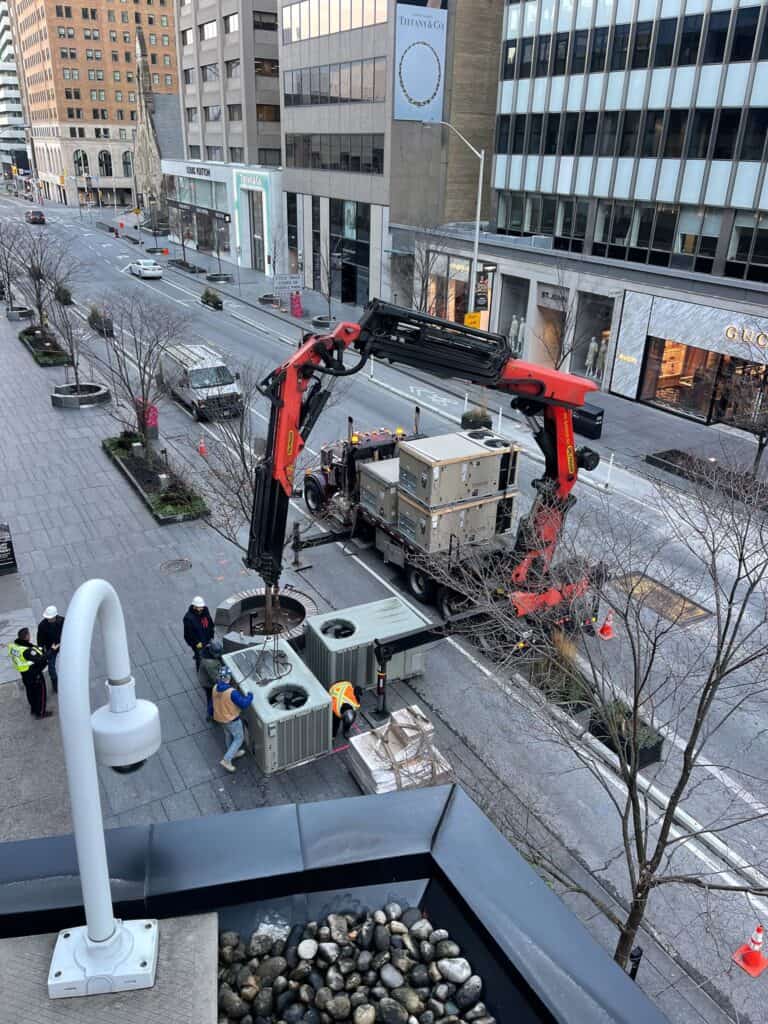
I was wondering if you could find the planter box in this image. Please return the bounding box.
[258,293,277,306]
[102,440,207,525]
[18,329,71,367]
[51,382,110,409]
[461,409,493,430]
[201,295,223,310]
[588,711,664,770]
[205,272,232,284]
[311,314,337,330]
[168,258,205,274]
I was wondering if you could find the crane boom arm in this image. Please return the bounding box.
[246,300,600,595]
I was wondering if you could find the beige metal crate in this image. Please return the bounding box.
[358,457,400,524]
[398,431,518,507]
[397,490,517,554]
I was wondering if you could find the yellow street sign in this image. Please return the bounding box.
[132,207,141,215]
[464,312,481,329]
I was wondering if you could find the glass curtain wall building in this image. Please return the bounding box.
[482,0,768,429]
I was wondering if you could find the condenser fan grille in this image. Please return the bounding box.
[320,618,356,639]
[268,685,309,710]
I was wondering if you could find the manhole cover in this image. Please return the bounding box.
[613,573,710,626]
[160,558,193,575]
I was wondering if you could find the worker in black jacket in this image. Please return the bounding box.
[183,596,215,670]
[37,605,64,694]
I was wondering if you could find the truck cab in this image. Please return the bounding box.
[159,343,243,421]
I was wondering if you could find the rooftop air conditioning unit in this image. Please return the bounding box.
[303,597,428,690]
[222,638,332,774]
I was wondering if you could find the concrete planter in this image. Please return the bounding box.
[201,292,223,311]
[205,272,232,284]
[102,439,207,525]
[311,314,337,330]
[51,382,110,409]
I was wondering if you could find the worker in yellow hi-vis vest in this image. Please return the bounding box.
[328,680,360,740]
[8,627,51,719]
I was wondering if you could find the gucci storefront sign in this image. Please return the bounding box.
[724,325,768,348]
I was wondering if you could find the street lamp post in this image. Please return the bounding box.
[422,120,485,315]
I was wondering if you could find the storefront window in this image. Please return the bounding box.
[571,293,614,381]
[499,276,529,356]
[427,254,471,326]
[639,337,768,425]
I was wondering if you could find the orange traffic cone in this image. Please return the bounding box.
[197,435,207,457]
[598,610,614,640]
[733,924,768,977]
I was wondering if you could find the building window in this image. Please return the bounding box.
[181,27,192,46]
[73,148,88,174]
[254,58,279,76]
[201,63,219,81]
[285,133,383,173]
[600,111,620,156]
[227,103,242,121]
[552,33,568,75]
[678,14,702,65]
[535,35,550,76]
[256,104,280,122]
[619,110,641,157]
[742,109,768,161]
[97,149,112,175]
[282,0,386,43]
[580,111,598,155]
[688,109,713,158]
[253,11,277,31]
[631,21,652,69]
[198,20,217,41]
[703,11,730,64]
[186,106,197,123]
[641,110,664,157]
[206,145,224,160]
[164,74,172,84]
[653,18,677,67]
[590,26,608,72]
[203,105,221,121]
[229,146,244,161]
[258,147,280,165]
[183,67,194,84]
[664,109,687,158]
[570,30,588,74]
[225,59,240,79]
[713,108,741,159]
[163,54,171,65]
[731,6,759,61]
[223,12,238,33]
[189,144,201,158]
[610,23,630,71]
[122,150,132,175]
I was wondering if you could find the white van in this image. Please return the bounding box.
[160,343,243,420]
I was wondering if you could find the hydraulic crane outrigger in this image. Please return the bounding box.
[246,299,601,624]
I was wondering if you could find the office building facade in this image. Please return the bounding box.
[278,0,504,309]
[9,0,177,204]
[0,1,27,178]
[173,0,281,268]
[465,0,768,429]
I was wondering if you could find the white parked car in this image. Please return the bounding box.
[129,259,163,279]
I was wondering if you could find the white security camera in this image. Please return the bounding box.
[92,678,161,774]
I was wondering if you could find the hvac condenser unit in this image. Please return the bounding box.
[221,639,332,775]
[303,597,428,690]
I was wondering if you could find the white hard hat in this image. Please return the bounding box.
[43,605,57,619]
[192,596,205,607]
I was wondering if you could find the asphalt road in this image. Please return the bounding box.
[6,197,768,1021]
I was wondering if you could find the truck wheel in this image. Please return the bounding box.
[303,475,325,513]
[406,566,435,603]
[437,585,465,620]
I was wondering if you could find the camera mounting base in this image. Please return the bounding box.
[48,919,159,998]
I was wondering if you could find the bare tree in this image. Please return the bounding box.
[85,294,187,444]
[17,229,74,331]
[533,263,583,371]
[48,293,86,391]
[0,220,22,307]
[418,463,768,968]
[411,229,458,315]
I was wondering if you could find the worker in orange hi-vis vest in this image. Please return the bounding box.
[328,680,360,740]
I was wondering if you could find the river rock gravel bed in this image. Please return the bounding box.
[218,903,496,1024]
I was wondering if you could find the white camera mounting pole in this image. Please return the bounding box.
[48,578,161,999]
